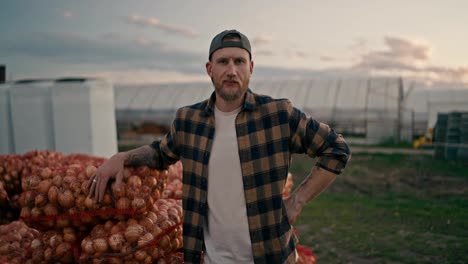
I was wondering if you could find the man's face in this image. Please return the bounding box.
[206,47,254,102]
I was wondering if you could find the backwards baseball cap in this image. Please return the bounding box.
[209,29,252,60]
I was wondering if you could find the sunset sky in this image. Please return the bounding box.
[1,0,467,86]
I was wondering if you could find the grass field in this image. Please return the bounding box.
[290,152,468,264]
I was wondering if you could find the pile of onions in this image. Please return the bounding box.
[0,220,41,264]
[161,161,183,200]
[20,163,168,230]
[79,198,183,263]
[282,172,294,198]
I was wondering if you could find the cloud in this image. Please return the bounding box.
[355,36,431,69]
[320,56,337,62]
[126,15,199,38]
[285,50,309,59]
[252,34,273,46]
[255,50,274,57]
[91,69,208,85]
[351,36,467,83]
[0,32,205,75]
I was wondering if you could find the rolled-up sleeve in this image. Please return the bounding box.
[288,101,351,174]
[149,110,181,170]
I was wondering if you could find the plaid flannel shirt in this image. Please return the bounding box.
[150,89,351,263]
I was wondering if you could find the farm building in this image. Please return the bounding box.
[1,77,468,155]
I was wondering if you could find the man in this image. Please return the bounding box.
[88,29,351,263]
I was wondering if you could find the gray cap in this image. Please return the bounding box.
[209,29,252,60]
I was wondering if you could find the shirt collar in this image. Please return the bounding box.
[202,88,256,116]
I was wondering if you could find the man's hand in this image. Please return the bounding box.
[87,152,127,203]
[283,166,337,224]
[283,194,303,225]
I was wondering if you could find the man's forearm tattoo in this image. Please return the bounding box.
[124,146,158,168]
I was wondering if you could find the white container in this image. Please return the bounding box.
[0,83,14,154]
[9,80,56,154]
[51,78,117,158]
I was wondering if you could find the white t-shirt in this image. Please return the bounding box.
[203,105,254,264]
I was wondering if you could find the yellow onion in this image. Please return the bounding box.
[137,232,154,247]
[43,203,58,216]
[34,193,47,207]
[85,165,97,178]
[63,228,76,243]
[47,186,59,204]
[90,224,107,238]
[131,197,146,211]
[139,217,154,231]
[55,242,72,257]
[40,168,52,179]
[111,182,126,198]
[81,238,95,255]
[108,233,125,251]
[84,197,97,209]
[116,197,130,211]
[158,235,171,250]
[52,175,62,187]
[37,179,52,194]
[93,238,108,253]
[127,175,142,188]
[30,207,43,218]
[43,247,53,261]
[57,189,75,209]
[124,224,144,243]
[134,249,148,261]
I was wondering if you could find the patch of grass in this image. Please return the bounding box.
[290,153,468,263]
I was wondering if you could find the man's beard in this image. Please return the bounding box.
[212,77,249,102]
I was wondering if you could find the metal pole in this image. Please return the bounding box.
[364,79,371,138]
[397,77,404,143]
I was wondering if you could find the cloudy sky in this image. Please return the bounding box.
[1,0,467,86]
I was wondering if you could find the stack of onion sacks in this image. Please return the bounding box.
[79,198,183,264]
[20,163,168,230]
[0,220,41,264]
[161,161,183,200]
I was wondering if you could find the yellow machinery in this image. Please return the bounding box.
[413,128,433,149]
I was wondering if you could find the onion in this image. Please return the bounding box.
[93,238,109,253]
[131,197,146,211]
[43,203,58,216]
[40,168,52,179]
[47,186,59,204]
[134,249,148,261]
[57,189,75,209]
[125,224,144,243]
[128,175,142,188]
[37,179,52,194]
[108,233,125,251]
[81,238,95,255]
[137,232,154,247]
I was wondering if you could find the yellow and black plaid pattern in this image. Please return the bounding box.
[150,89,351,263]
